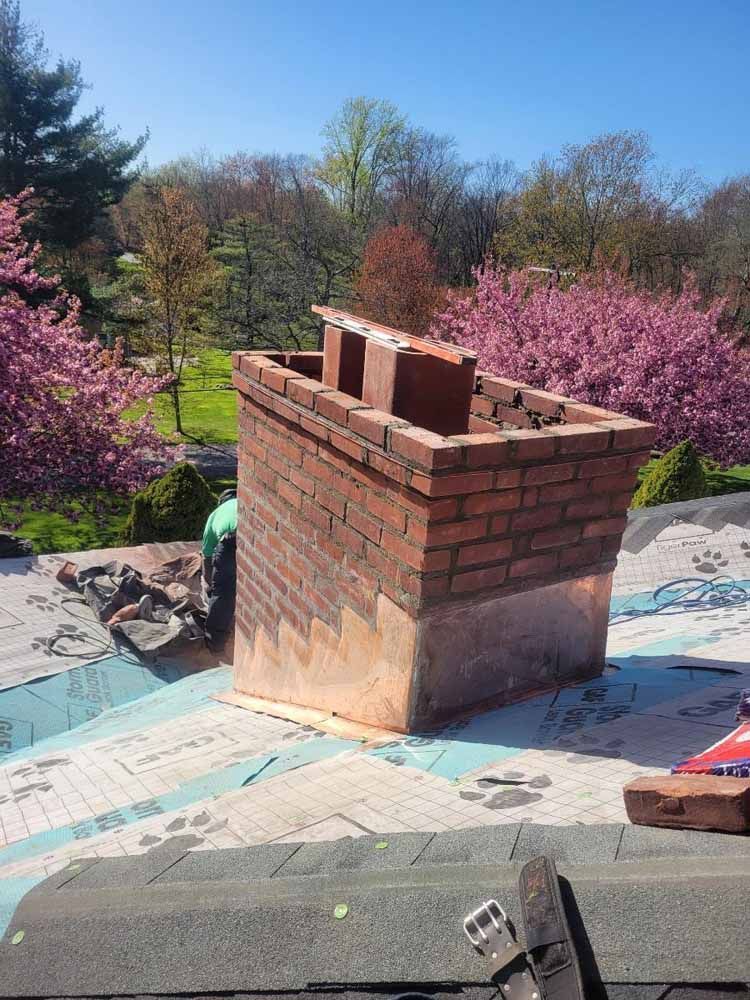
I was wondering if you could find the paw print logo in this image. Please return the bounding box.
[29,636,53,657]
[24,593,57,613]
[457,772,552,810]
[691,550,728,574]
[558,734,625,763]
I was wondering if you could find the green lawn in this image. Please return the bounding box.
[131,349,239,445]
[637,459,750,496]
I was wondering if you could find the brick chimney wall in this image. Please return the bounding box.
[231,350,655,733]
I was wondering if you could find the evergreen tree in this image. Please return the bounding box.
[0,0,147,249]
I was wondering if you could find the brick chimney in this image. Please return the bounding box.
[231,310,655,733]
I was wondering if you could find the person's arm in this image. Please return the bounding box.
[202,515,217,591]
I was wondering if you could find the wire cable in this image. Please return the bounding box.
[609,575,750,626]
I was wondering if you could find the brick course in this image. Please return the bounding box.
[232,352,654,651]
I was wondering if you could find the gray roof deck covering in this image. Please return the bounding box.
[2,824,749,998]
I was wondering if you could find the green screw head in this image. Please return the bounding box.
[333,903,349,920]
[11,930,25,945]
[374,840,389,850]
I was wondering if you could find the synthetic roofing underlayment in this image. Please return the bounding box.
[1,496,750,935]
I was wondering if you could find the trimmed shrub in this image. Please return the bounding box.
[122,462,216,544]
[631,441,708,509]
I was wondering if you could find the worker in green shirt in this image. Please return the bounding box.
[202,490,238,651]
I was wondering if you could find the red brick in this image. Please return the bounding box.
[348,407,408,447]
[480,377,526,402]
[495,469,523,490]
[561,402,618,423]
[451,564,508,593]
[531,524,581,550]
[578,455,628,478]
[567,496,611,519]
[302,454,336,486]
[277,480,302,510]
[240,354,279,380]
[315,390,366,426]
[243,437,267,463]
[393,488,459,522]
[267,452,289,479]
[468,414,498,433]
[315,484,346,519]
[260,365,306,393]
[265,565,288,596]
[420,575,451,598]
[504,429,556,461]
[366,493,407,532]
[300,414,329,442]
[609,491,634,514]
[470,395,495,416]
[290,468,315,496]
[628,450,652,470]
[457,538,513,567]
[246,381,275,410]
[330,430,365,462]
[524,462,576,486]
[546,424,612,454]
[601,535,622,556]
[519,387,569,417]
[623,774,750,833]
[582,516,628,538]
[451,433,511,467]
[347,506,382,544]
[334,521,365,558]
[509,553,559,579]
[391,426,462,470]
[277,438,303,466]
[490,513,510,534]
[512,505,562,532]
[381,531,451,572]
[604,418,656,451]
[408,517,488,547]
[411,470,494,497]
[256,502,277,529]
[287,377,331,409]
[589,471,639,494]
[539,480,589,503]
[560,540,602,569]
[367,450,410,485]
[463,489,522,515]
[301,497,332,533]
[522,487,539,507]
[366,542,400,583]
[495,403,532,428]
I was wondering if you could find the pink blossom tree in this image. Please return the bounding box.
[0,191,171,524]
[434,266,750,466]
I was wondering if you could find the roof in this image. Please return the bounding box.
[1,497,750,993]
[2,824,749,997]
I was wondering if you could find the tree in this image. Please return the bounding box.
[696,175,750,333]
[356,225,445,335]
[318,97,406,229]
[0,191,168,521]
[434,265,750,466]
[122,462,215,544]
[137,185,217,434]
[631,441,707,508]
[0,0,146,250]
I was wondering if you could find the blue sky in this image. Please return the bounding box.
[24,0,750,182]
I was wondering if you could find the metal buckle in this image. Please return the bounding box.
[463,900,540,998]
